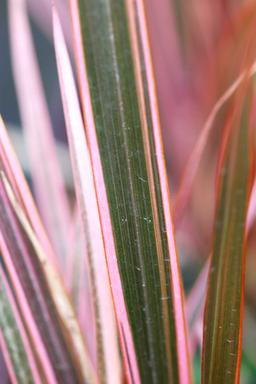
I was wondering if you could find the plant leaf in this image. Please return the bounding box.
[202,84,254,383]
[0,346,10,384]
[26,0,71,46]
[53,10,121,382]
[65,207,96,364]
[186,171,256,356]
[0,332,17,384]
[0,169,96,383]
[0,117,58,272]
[173,61,256,224]
[0,268,41,384]
[0,118,94,382]
[69,0,192,382]
[8,0,71,267]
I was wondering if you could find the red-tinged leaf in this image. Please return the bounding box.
[0,117,58,273]
[26,0,72,46]
[0,172,96,384]
[53,11,121,382]
[8,0,71,266]
[202,84,254,383]
[69,0,191,382]
[0,268,41,383]
[173,61,256,224]
[0,347,9,384]
[0,332,17,384]
[186,172,256,355]
[65,208,96,365]
[247,178,256,230]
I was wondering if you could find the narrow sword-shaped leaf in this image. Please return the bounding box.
[65,208,96,364]
[0,119,93,380]
[186,172,256,354]
[69,0,191,382]
[0,117,57,272]
[53,11,121,382]
[0,331,17,384]
[0,268,41,384]
[26,0,72,46]
[0,172,96,384]
[8,0,71,266]
[0,230,57,383]
[202,86,254,383]
[0,345,10,384]
[173,61,256,224]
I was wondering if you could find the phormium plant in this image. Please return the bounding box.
[0,0,256,383]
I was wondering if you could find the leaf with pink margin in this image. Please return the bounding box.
[186,173,256,356]
[0,171,96,384]
[0,268,41,383]
[202,84,254,383]
[8,0,71,267]
[53,10,121,382]
[0,117,58,272]
[174,61,256,224]
[65,207,96,366]
[69,0,192,382]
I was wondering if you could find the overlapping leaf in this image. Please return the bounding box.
[8,0,71,267]
[0,118,95,383]
[69,0,191,382]
[53,11,121,382]
[0,270,40,384]
[202,83,254,383]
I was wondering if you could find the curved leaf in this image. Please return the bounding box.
[173,61,256,224]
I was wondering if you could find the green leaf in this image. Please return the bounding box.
[70,0,191,382]
[202,87,253,383]
[0,117,96,383]
[0,275,36,384]
[53,11,121,382]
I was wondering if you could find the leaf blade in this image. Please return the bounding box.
[70,0,191,382]
[202,86,253,383]
[53,10,121,383]
[173,61,256,224]
[8,0,71,266]
[0,167,96,383]
[0,268,41,384]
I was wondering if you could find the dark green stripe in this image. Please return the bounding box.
[78,1,180,382]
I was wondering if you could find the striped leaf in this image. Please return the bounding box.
[0,119,96,383]
[53,11,121,382]
[0,269,40,384]
[202,84,254,383]
[69,0,191,382]
[8,0,71,267]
